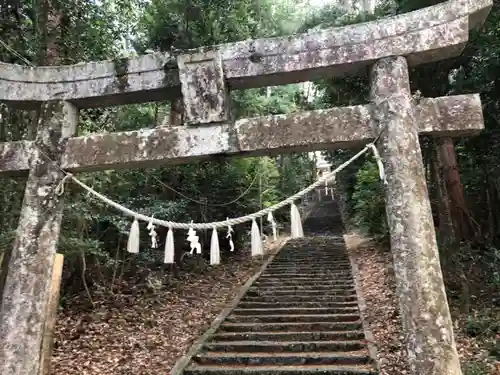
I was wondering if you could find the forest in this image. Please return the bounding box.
[0,0,499,374]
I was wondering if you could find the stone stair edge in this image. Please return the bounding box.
[169,240,288,375]
[172,200,378,375]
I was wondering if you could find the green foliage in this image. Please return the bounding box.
[299,1,392,33]
[393,0,444,13]
[351,161,388,238]
[232,86,301,119]
[0,0,319,298]
[464,308,500,362]
[138,0,281,51]
[462,362,490,375]
[465,310,500,339]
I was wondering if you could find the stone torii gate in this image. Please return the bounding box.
[0,1,492,374]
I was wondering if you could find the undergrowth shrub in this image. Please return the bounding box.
[462,362,490,375]
[351,161,388,239]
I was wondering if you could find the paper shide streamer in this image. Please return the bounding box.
[226,219,235,252]
[267,212,278,241]
[147,217,158,249]
[127,218,140,254]
[290,202,304,238]
[251,219,263,257]
[164,227,175,264]
[187,223,202,255]
[210,227,220,265]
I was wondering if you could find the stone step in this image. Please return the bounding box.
[250,284,354,290]
[265,265,351,269]
[263,273,351,276]
[257,279,353,284]
[257,274,352,279]
[210,331,366,342]
[260,269,351,274]
[246,289,357,297]
[203,340,365,353]
[279,247,345,249]
[272,255,348,258]
[232,307,359,316]
[272,259,348,260]
[268,261,349,264]
[265,268,350,272]
[249,289,355,295]
[267,260,349,263]
[270,256,349,260]
[245,292,357,299]
[272,257,348,259]
[272,254,347,257]
[273,260,347,263]
[219,321,363,332]
[272,259,348,262]
[263,268,351,272]
[193,350,372,366]
[226,314,361,323]
[248,285,354,292]
[174,211,377,375]
[242,295,358,303]
[257,276,354,282]
[253,280,354,287]
[268,267,349,270]
[237,301,359,309]
[261,271,352,276]
[252,284,354,290]
[184,364,377,375]
[252,286,355,292]
[255,282,354,287]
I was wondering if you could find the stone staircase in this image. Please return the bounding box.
[176,198,377,375]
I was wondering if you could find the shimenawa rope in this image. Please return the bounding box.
[57,141,385,230]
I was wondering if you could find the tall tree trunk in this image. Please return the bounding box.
[481,158,495,242]
[37,0,62,65]
[334,171,353,232]
[432,140,455,244]
[438,137,473,240]
[0,104,6,141]
[486,181,495,242]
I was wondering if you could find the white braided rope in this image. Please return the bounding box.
[63,143,378,230]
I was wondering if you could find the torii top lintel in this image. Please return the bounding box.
[0,0,491,109]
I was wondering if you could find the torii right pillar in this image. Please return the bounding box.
[370,56,462,375]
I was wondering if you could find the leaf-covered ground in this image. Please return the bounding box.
[51,239,286,375]
[51,235,498,375]
[345,234,499,375]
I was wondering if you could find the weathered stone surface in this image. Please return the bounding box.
[0,101,77,375]
[0,0,491,108]
[0,94,483,175]
[235,95,483,153]
[178,50,229,124]
[469,0,493,28]
[0,140,32,173]
[370,56,462,375]
[416,94,484,135]
[225,16,469,86]
[0,54,181,108]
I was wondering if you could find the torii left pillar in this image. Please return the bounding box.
[0,101,78,375]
